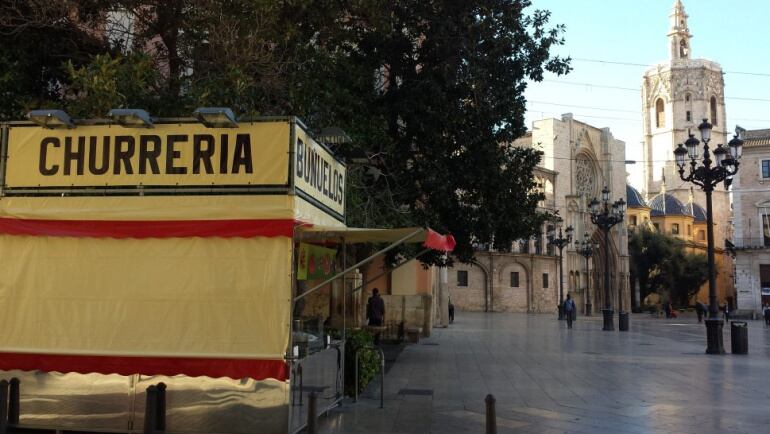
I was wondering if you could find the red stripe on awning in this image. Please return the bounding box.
[0,218,296,238]
[423,228,456,252]
[0,352,288,381]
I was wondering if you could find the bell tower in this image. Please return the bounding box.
[641,0,730,242]
[669,0,692,60]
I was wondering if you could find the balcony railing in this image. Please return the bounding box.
[733,237,770,250]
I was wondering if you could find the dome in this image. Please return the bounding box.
[626,185,647,208]
[687,202,707,222]
[649,193,689,217]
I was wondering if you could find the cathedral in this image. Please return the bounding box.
[636,0,735,307]
[445,0,737,317]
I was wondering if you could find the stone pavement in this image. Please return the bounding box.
[317,312,770,434]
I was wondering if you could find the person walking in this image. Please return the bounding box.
[763,303,770,326]
[448,298,455,324]
[695,301,704,323]
[663,300,672,319]
[366,288,385,344]
[563,294,576,329]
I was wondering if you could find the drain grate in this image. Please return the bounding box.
[422,342,439,346]
[398,388,434,396]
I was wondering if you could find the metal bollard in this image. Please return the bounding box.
[144,385,158,434]
[307,391,317,434]
[8,378,20,424]
[485,394,497,434]
[156,382,167,431]
[0,380,8,434]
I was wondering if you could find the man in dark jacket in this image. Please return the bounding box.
[367,288,385,344]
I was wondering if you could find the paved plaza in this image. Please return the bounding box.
[317,312,770,434]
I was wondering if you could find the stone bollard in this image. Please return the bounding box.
[485,394,497,434]
[8,378,20,424]
[307,391,318,434]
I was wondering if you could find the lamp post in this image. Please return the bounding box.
[549,225,573,320]
[577,234,598,316]
[589,187,626,331]
[674,119,743,354]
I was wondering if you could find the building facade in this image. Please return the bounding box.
[448,114,629,316]
[733,129,770,314]
[626,184,734,307]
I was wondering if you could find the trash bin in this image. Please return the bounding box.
[618,311,629,331]
[730,321,748,354]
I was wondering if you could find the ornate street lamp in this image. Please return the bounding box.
[589,187,626,331]
[577,234,598,316]
[674,120,742,354]
[549,225,573,320]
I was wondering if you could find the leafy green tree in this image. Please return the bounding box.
[0,0,570,263]
[629,227,708,307]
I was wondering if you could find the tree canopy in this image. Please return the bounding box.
[0,0,570,262]
[629,227,708,307]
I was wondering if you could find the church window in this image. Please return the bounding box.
[710,96,718,126]
[575,154,596,198]
[698,230,705,241]
[764,214,770,247]
[686,111,691,122]
[761,160,770,179]
[629,215,638,227]
[510,272,520,288]
[687,225,692,236]
[653,223,660,232]
[542,273,549,288]
[679,40,688,58]
[655,99,665,128]
[685,94,690,102]
[672,223,680,235]
[457,270,468,287]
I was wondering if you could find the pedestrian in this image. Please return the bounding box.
[663,300,672,319]
[563,294,576,329]
[695,301,704,323]
[763,303,770,326]
[366,288,385,344]
[723,303,730,322]
[448,298,455,324]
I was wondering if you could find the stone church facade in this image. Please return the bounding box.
[448,115,630,316]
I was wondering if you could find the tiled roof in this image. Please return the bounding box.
[649,193,689,217]
[686,202,707,222]
[742,129,770,148]
[626,184,647,208]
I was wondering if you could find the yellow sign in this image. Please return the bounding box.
[294,127,346,219]
[5,122,290,188]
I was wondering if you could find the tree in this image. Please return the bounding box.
[0,0,570,263]
[629,227,708,306]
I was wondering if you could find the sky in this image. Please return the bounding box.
[522,0,770,190]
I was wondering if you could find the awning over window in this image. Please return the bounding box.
[296,226,456,252]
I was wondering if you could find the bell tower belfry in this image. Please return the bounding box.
[669,0,692,60]
[640,0,730,242]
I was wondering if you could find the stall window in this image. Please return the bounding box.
[457,270,468,287]
[542,273,549,288]
[672,223,680,235]
[510,272,520,288]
